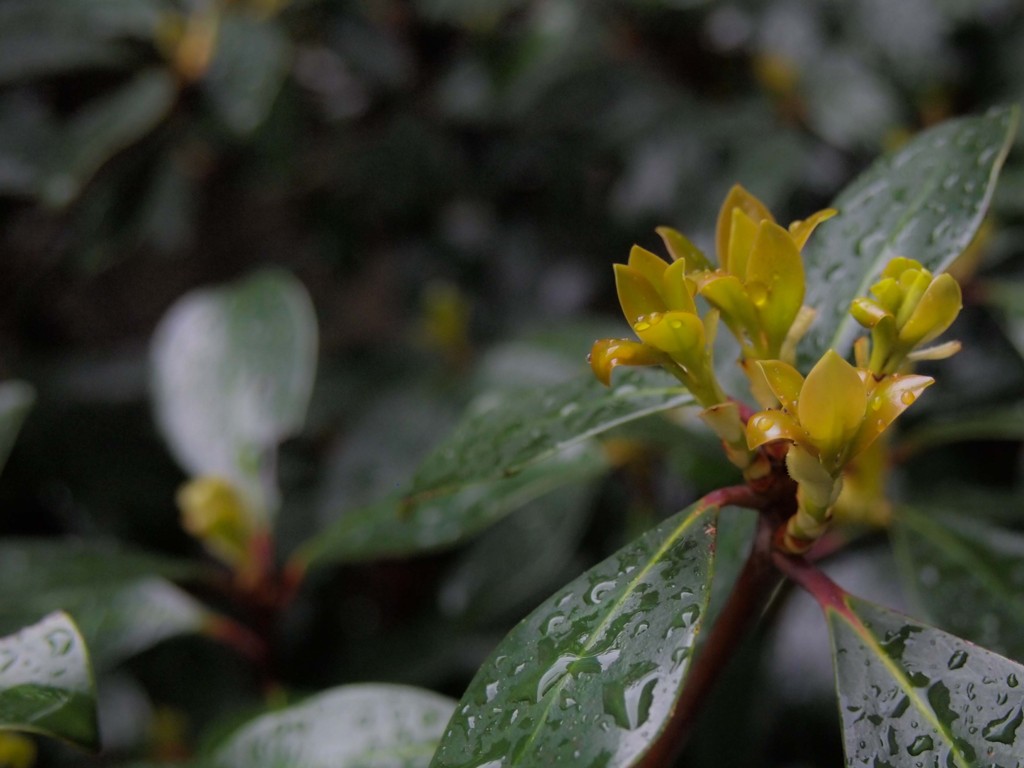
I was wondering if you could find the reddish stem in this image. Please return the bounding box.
[771,550,852,617]
[699,483,766,511]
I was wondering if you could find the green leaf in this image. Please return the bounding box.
[430,501,717,767]
[0,540,210,669]
[150,270,317,521]
[898,403,1024,457]
[438,480,595,625]
[204,13,290,136]
[0,381,33,475]
[212,684,456,768]
[891,506,1024,662]
[827,594,1024,767]
[298,369,692,567]
[801,105,1018,367]
[42,69,177,207]
[298,440,606,566]
[0,612,98,750]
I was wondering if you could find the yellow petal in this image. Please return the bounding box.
[726,208,759,277]
[589,338,664,385]
[656,226,711,271]
[661,258,698,314]
[798,350,867,461]
[756,360,804,415]
[906,340,961,362]
[849,297,891,329]
[698,274,760,343]
[849,374,933,458]
[614,263,666,324]
[898,272,962,347]
[746,408,806,449]
[746,220,804,354]
[894,268,934,327]
[870,277,903,314]
[882,256,925,280]
[787,208,837,250]
[716,184,775,270]
[627,245,669,287]
[633,311,705,369]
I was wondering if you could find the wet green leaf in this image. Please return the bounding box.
[0,540,210,669]
[891,506,1024,662]
[827,594,1024,767]
[801,105,1018,368]
[150,270,317,521]
[0,381,33,475]
[204,14,290,135]
[298,440,605,566]
[0,612,98,750]
[42,68,177,207]
[212,684,456,768]
[299,369,692,567]
[430,501,717,767]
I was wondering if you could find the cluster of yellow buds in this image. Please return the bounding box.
[590,186,835,469]
[850,257,963,375]
[590,184,965,555]
[745,351,933,551]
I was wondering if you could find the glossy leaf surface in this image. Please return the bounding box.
[299,369,692,566]
[0,540,209,668]
[298,441,605,566]
[0,381,33,475]
[828,594,1024,767]
[204,14,290,136]
[0,612,97,749]
[43,68,176,206]
[892,506,1024,662]
[213,684,456,768]
[151,270,317,520]
[430,502,717,767]
[801,105,1018,367]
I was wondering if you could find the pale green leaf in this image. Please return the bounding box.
[0,612,98,750]
[213,684,456,768]
[150,270,317,521]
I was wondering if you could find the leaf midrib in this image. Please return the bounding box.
[508,501,715,766]
[832,605,972,768]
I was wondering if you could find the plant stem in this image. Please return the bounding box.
[771,549,851,616]
[637,507,786,767]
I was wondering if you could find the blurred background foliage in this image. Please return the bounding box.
[3,0,1024,765]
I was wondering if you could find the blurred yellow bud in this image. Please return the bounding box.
[177,476,255,569]
[0,733,36,768]
[798,350,867,466]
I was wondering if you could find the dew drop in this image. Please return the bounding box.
[900,391,916,406]
[947,649,968,670]
[906,735,933,755]
[870,396,883,411]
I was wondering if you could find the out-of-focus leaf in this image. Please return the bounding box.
[438,480,594,626]
[299,440,606,566]
[150,270,317,520]
[898,403,1024,456]
[0,612,98,750]
[298,370,692,566]
[430,502,717,767]
[0,540,210,669]
[204,14,290,136]
[801,105,1018,367]
[212,684,456,768]
[42,69,177,207]
[891,506,1024,662]
[828,593,1024,767]
[0,381,34,476]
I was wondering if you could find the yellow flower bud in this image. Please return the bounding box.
[177,477,255,569]
[588,339,665,386]
[798,350,867,468]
